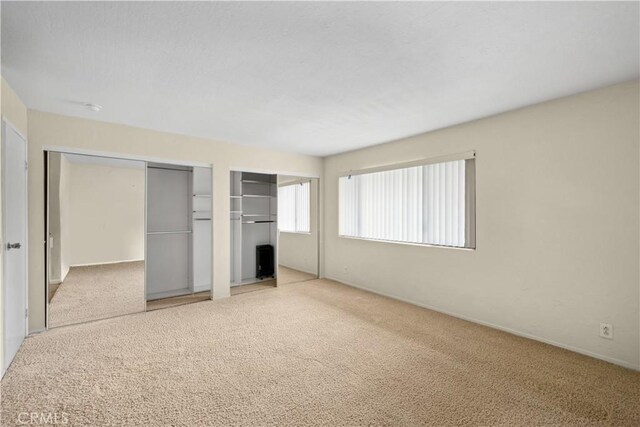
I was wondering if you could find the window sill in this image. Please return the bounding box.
[338,235,475,251]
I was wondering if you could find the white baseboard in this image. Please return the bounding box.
[48,279,62,285]
[280,264,317,276]
[70,259,144,267]
[146,288,191,301]
[325,276,640,372]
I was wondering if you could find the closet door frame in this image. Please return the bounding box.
[229,166,321,288]
[41,146,213,321]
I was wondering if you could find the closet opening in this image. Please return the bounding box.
[145,163,212,310]
[229,171,278,295]
[43,151,213,328]
[229,171,320,295]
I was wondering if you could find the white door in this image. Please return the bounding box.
[2,120,27,375]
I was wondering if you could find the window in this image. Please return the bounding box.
[278,181,310,233]
[339,154,476,248]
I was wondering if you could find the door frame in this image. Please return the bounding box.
[1,117,29,376]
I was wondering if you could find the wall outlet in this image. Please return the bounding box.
[599,323,613,340]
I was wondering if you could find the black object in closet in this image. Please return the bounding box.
[256,245,274,279]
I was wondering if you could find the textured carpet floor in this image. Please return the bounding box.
[48,261,145,328]
[4,279,639,426]
[278,265,317,285]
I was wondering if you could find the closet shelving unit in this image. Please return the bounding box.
[230,171,277,286]
[146,164,212,301]
[191,168,213,293]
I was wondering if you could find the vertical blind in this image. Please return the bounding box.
[278,181,310,233]
[339,159,470,248]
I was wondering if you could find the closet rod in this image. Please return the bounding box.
[241,180,271,185]
[194,218,211,221]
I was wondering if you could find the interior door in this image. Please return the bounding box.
[2,120,27,375]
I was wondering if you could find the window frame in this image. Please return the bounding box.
[338,151,476,250]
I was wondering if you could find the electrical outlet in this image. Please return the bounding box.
[599,323,613,340]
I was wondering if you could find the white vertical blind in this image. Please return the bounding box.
[278,181,310,233]
[295,181,310,232]
[278,184,296,232]
[339,159,468,247]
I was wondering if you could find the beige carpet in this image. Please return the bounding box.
[48,261,145,328]
[146,291,211,311]
[278,265,317,285]
[4,279,639,426]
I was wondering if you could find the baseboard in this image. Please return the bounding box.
[326,276,640,371]
[48,279,62,285]
[70,259,144,267]
[280,264,317,276]
[146,288,191,301]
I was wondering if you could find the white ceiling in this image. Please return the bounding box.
[2,2,638,157]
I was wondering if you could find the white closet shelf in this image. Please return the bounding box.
[241,214,276,217]
[242,220,275,224]
[242,194,274,198]
[241,180,272,185]
[230,210,242,214]
[230,195,242,199]
[193,194,211,197]
[147,230,192,235]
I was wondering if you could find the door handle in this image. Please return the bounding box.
[6,242,21,250]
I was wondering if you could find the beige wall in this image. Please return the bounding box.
[0,78,28,374]
[27,110,323,332]
[49,154,145,281]
[278,178,319,275]
[66,160,145,267]
[48,153,74,283]
[323,81,640,369]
